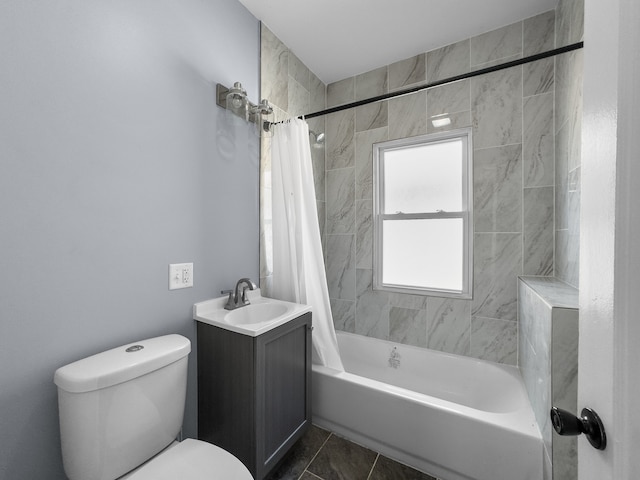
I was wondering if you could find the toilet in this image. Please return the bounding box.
[54,334,253,480]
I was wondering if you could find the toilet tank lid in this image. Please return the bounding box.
[54,334,191,393]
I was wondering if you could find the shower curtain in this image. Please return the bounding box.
[271,118,344,371]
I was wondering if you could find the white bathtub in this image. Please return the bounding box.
[312,332,542,480]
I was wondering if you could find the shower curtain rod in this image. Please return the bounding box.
[300,41,584,120]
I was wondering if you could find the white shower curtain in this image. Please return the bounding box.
[271,118,344,371]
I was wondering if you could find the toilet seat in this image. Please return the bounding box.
[120,438,253,480]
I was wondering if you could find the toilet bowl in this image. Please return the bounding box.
[121,439,252,479]
[54,334,253,480]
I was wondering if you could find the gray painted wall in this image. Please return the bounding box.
[0,1,259,478]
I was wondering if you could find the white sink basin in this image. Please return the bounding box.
[226,302,289,325]
[193,289,312,336]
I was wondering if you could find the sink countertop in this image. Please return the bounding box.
[193,288,312,336]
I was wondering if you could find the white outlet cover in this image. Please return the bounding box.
[169,263,193,290]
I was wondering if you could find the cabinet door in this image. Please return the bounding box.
[197,323,256,470]
[256,313,311,478]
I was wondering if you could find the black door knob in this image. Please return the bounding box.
[550,406,607,450]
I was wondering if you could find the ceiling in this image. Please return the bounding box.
[238,0,558,84]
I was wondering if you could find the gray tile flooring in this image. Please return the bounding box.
[267,425,439,480]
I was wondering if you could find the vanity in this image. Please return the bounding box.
[193,290,312,480]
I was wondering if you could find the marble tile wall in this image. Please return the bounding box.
[551,308,579,480]
[518,276,578,480]
[554,0,584,288]
[323,11,558,365]
[259,25,326,295]
[259,3,583,372]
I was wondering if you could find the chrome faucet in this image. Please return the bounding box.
[222,277,257,310]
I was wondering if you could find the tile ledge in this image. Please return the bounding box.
[519,275,579,309]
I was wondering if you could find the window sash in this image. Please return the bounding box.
[381,138,465,215]
[380,211,467,221]
[373,128,473,299]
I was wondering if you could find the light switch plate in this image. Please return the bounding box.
[169,263,193,290]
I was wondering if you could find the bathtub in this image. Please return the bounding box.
[312,332,542,480]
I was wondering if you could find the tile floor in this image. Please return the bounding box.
[267,425,439,480]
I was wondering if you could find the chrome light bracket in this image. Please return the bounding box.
[216,82,273,132]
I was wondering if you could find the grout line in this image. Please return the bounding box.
[552,51,557,278]
[521,54,525,279]
[520,53,525,369]
[298,432,333,480]
[523,184,555,189]
[326,165,356,173]
[523,89,554,101]
[473,141,523,151]
[300,472,323,480]
[521,20,524,60]
[365,453,380,480]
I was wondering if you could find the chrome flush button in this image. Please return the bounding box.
[125,345,144,353]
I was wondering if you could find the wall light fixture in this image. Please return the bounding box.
[217,82,273,137]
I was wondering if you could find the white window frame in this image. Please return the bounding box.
[372,128,473,299]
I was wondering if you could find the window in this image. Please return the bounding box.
[373,128,472,298]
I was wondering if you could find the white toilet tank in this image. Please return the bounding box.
[54,334,191,480]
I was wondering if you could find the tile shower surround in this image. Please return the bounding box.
[324,10,562,366]
[261,0,583,366]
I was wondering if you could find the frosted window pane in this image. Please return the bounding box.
[382,219,463,291]
[383,139,462,214]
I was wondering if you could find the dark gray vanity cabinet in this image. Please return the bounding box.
[197,312,312,480]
